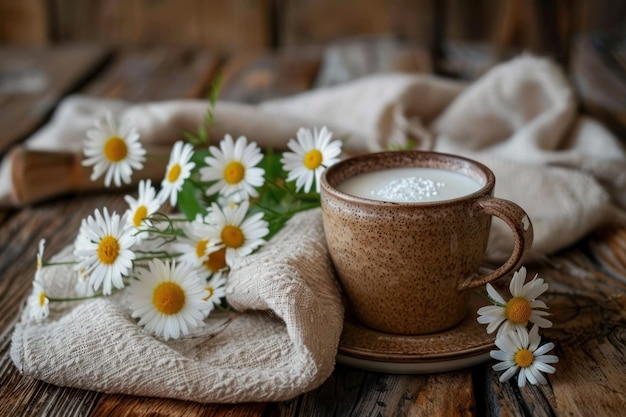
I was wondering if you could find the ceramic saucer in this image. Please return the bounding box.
[336,294,495,374]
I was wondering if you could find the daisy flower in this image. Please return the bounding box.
[82,111,146,187]
[200,134,265,202]
[207,201,269,265]
[491,325,559,387]
[26,279,49,321]
[174,215,217,269]
[124,179,162,240]
[35,238,46,280]
[159,141,196,206]
[201,247,228,279]
[201,273,227,316]
[127,259,208,340]
[477,267,552,337]
[74,208,136,295]
[281,126,342,193]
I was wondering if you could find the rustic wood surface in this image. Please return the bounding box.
[1,42,626,417]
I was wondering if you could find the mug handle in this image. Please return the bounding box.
[457,196,534,291]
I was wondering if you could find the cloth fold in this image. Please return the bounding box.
[9,54,626,401]
[11,210,343,403]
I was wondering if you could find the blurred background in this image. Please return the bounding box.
[1,0,624,134]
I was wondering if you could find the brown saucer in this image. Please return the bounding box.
[336,294,495,374]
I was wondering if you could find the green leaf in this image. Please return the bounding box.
[177,180,207,220]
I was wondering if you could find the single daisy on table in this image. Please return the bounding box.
[477,267,552,337]
[202,273,227,316]
[200,134,265,203]
[74,208,136,295]
[281,126,342,193]
[207,201,269,266]
[127,258,208,340]
[490,325,559,387]
[26,279,49,321]
[82,112,146,187]
[159,141,196,206]
[124,179,162,240]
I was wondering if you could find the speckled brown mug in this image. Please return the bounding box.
[320,151,533,335]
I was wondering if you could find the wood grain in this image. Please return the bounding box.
[220,48,321,103]
[47,0,270,51]
[279,0,434,47]
[91,395,267,417]
[0,44,108,154]
[81,46,220,101]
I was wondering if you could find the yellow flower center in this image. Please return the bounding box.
[221,225,244,248]
[196,239,209,259]
[133,205,148,228]
[505,296,532,324]
[97,235,120,265]
[224,161,245,184]
[167,163,182,183]
[515,349,534,368]
[203,285,215,302]
[303,149,323,170]
[204,247,227,272]
[103,136,128,162]
[38,292,47,307]
[36,258,42,270]
[153,282,186,315]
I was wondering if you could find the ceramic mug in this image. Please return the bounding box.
[320,151,533,335]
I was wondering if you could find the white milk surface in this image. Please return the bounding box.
[337,167,482,202]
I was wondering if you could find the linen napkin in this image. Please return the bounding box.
[9,55,626,402]
[12,210,343,403]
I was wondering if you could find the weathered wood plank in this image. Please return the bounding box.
[0,44,108,154]
[219,48,321,103]
[280,0,434,47]
[0,0,48,45]
[272,365,474,417]
[48,0,270,51]
[81,47,221,101]
[91,395,267,417]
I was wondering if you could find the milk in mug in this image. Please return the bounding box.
[337,167,482,203]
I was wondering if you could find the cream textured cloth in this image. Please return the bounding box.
[9,55,626,401]
[12,210,343,402]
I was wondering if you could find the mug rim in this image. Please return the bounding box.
[321,150,496,207]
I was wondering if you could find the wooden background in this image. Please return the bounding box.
[1,0,625,66]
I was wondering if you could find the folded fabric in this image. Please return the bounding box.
[11,210,343,403]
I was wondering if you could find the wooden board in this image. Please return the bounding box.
[48,0,270,52]
[81,46,220,101]
[0,44,108,154]
[219,48,322,103]
[279,0,434,47]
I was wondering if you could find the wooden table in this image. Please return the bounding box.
[1,43,625,417]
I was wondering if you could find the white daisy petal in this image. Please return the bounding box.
[127,259,207,340]
[160,141,196,206]
[200,135,265,203]
[280,126,343,193]
[73,208,136,295]
[82,112,145,188]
